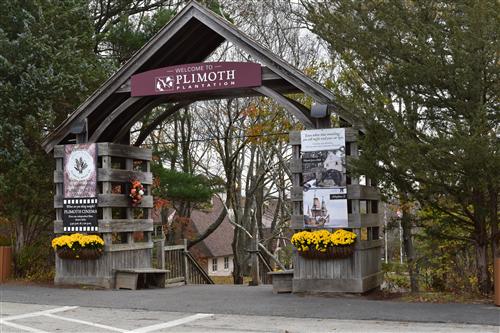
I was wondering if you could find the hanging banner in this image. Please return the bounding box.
[130,62,262,97]
[63,143,98,232]
[301,128,348,228]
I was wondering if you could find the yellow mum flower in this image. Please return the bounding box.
[52,233,105,250]
[291,229,356,252]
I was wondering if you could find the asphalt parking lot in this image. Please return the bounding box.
[1,301,498,333]
[0,284,499,332]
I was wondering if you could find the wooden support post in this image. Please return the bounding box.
[74,118,88,144]
[158,237,165,270]
[183,238,189,284]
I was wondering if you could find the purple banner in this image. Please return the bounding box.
[131,62,262,97]
[64,144,97,198]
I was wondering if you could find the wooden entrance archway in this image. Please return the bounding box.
[42,1,360,153]
[44,1,376,290]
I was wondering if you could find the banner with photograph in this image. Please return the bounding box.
[63,144,98,232]
[301,128,348,228]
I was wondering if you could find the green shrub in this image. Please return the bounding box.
[14,242,54,282]
[382,262,410,291]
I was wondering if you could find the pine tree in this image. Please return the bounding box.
[305,0,499,294]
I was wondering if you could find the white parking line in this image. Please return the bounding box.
[1,320,51,333]
[44,313,128,332]
[127,313,213,333]
[0,306,79,322]
[1,305,213,333]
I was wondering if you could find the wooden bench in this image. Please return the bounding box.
[114,268,169,290]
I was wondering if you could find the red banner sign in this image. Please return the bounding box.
[131,62,262,97]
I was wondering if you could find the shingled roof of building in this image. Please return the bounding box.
[190,196,234,258]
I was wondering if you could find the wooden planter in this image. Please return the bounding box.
[298,245,354,260]
[56,247,103,260]
[268,270,293,293]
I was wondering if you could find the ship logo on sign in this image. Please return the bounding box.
[155,76,174,92]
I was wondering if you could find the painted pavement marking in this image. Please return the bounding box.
[1,304,214,333]
[0,306,79,322]
[127,313,214,333]
[44,313,129,332]
[1,320,51,333]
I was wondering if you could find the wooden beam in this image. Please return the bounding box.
[253,86,315,128]
[134,102,191,146]
[191,4,332,103]
[89,97,142,142]
[112,99,166,143]
[41,6,197,152]
[286,97,331,128]
[189,3,364,129]
[54,169,152,185]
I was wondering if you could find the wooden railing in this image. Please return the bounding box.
[164,244,186,285]
[154,238,213,285]
[185,251,214,284]
[258,251,273,285]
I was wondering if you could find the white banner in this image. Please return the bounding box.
[301,128,348,228]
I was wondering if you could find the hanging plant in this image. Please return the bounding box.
[129,179,145,206]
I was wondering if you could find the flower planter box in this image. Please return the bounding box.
[56,247,103,260]
[268,270,294,293]
[298,245,354,260]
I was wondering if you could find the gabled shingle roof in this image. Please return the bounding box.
[190,197,234,258]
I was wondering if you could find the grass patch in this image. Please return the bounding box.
[401,291,493,304]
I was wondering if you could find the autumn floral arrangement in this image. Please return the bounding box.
[129,179,145,206]
[291,229,357,259]
[52,233,104,260]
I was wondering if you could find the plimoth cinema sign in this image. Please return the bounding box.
[131,62,262,96]
[63,144,98,232]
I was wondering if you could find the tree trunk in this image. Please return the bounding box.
[249,224,259,286]
[232,227,244,284]
[474,240,491,294]
[400,194,419,292]
[14,217,24,253]
[472,190,492,294]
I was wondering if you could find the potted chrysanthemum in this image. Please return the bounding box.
[52,233,104,260]
[291,229,356,259]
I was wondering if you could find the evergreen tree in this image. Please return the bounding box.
[305,0,499,294]
[0,0,109,270]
